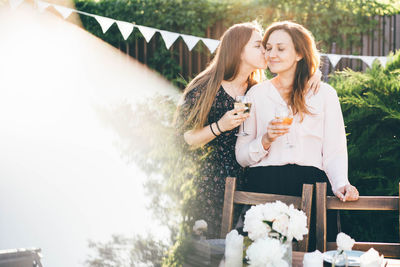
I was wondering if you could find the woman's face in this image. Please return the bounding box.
[240,30,267,71]
[265,29,302,74]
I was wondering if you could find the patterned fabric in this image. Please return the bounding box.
[176,85,246,238]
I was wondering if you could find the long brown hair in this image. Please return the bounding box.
[262,21,320,118]
[178,22,264,130]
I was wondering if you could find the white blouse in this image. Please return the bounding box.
[235,80,349,193]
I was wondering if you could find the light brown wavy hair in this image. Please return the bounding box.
[177,21,265,130]
[262,21,320,119]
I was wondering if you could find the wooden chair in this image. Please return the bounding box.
[221,177,314,252]
[316,182,400,257]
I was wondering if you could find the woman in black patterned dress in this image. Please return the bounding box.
[175,22,321,238]
[175,22,266,238]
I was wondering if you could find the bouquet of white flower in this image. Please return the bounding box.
[243,200,308,243]
[224,201,309,267]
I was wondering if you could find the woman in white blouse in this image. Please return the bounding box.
[235,21,359,202]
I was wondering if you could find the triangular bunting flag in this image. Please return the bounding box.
[136,25,156,43]
[181,34,200,51]
[53,4,73,19]
[159,30,179,49]
[9,0,24,9]
[327,54,342,68]
[36,0,50,12]
[94,15,115,34]
[361,56,376,68]
[377,57,388,67]
[201,38,220,54]
[116,21,134,40]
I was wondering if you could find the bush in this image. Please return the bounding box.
[330,50,400,242]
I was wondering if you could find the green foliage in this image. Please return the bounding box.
[95,94,202,266]
[330,50,400,242]
[86,234,167,267]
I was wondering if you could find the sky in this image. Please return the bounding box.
[0,4,177,266]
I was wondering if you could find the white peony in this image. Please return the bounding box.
[244,201,309,242]
[246,237,289,267]
[359,248,383,267]
[272,213,289,237]
[243,205,271,241]
[286,205,308,241]
[193,219,207,235]
[336,232,355,251]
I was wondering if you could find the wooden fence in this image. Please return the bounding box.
[123,15,400,83]
[329,14,400,73]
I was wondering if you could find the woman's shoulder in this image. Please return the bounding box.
[317,82,339,98]
[246,80,273,97]
[184,84,204,100]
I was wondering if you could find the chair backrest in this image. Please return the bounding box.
[221,177,314,252]
[316,182,400,258]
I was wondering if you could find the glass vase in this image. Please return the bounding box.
[331,249,348,267]
[282,240,292,266]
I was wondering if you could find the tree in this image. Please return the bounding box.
[86,234,167,267]
[92,94,202,266]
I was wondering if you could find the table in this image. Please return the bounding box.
[293,251,400,267]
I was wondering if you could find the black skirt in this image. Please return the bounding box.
[245,164,338,251]
[246,164,334,196]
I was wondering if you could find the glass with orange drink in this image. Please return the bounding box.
[274,105,294,148]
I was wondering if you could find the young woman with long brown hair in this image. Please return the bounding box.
[235,21,359,246]
[176,21,321,238]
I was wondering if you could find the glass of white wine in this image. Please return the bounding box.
[234,96,252,136]
[274,105,294,148]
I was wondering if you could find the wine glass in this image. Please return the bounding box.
[234,96,252,136]
[274,105,294,148]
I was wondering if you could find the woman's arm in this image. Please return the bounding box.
[183,123,219,147]
[322,86,359,201]
[184,107,249,147]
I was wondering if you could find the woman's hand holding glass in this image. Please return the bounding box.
[261,105,294,149]
[217,106,249,133]
[261,119,290,149]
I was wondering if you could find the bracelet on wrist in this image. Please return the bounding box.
[210,123,218,137]
[216,121,224,134]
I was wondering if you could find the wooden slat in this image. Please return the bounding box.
[316,182,327,252]
[326,196,398,210]
[143,38,147,64]
[297,184,313,252]
[233,191,301,208]
[220,177,236,238]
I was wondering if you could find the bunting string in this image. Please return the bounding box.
[9,0,391,67]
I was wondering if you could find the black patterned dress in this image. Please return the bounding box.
[176,85,246,238]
